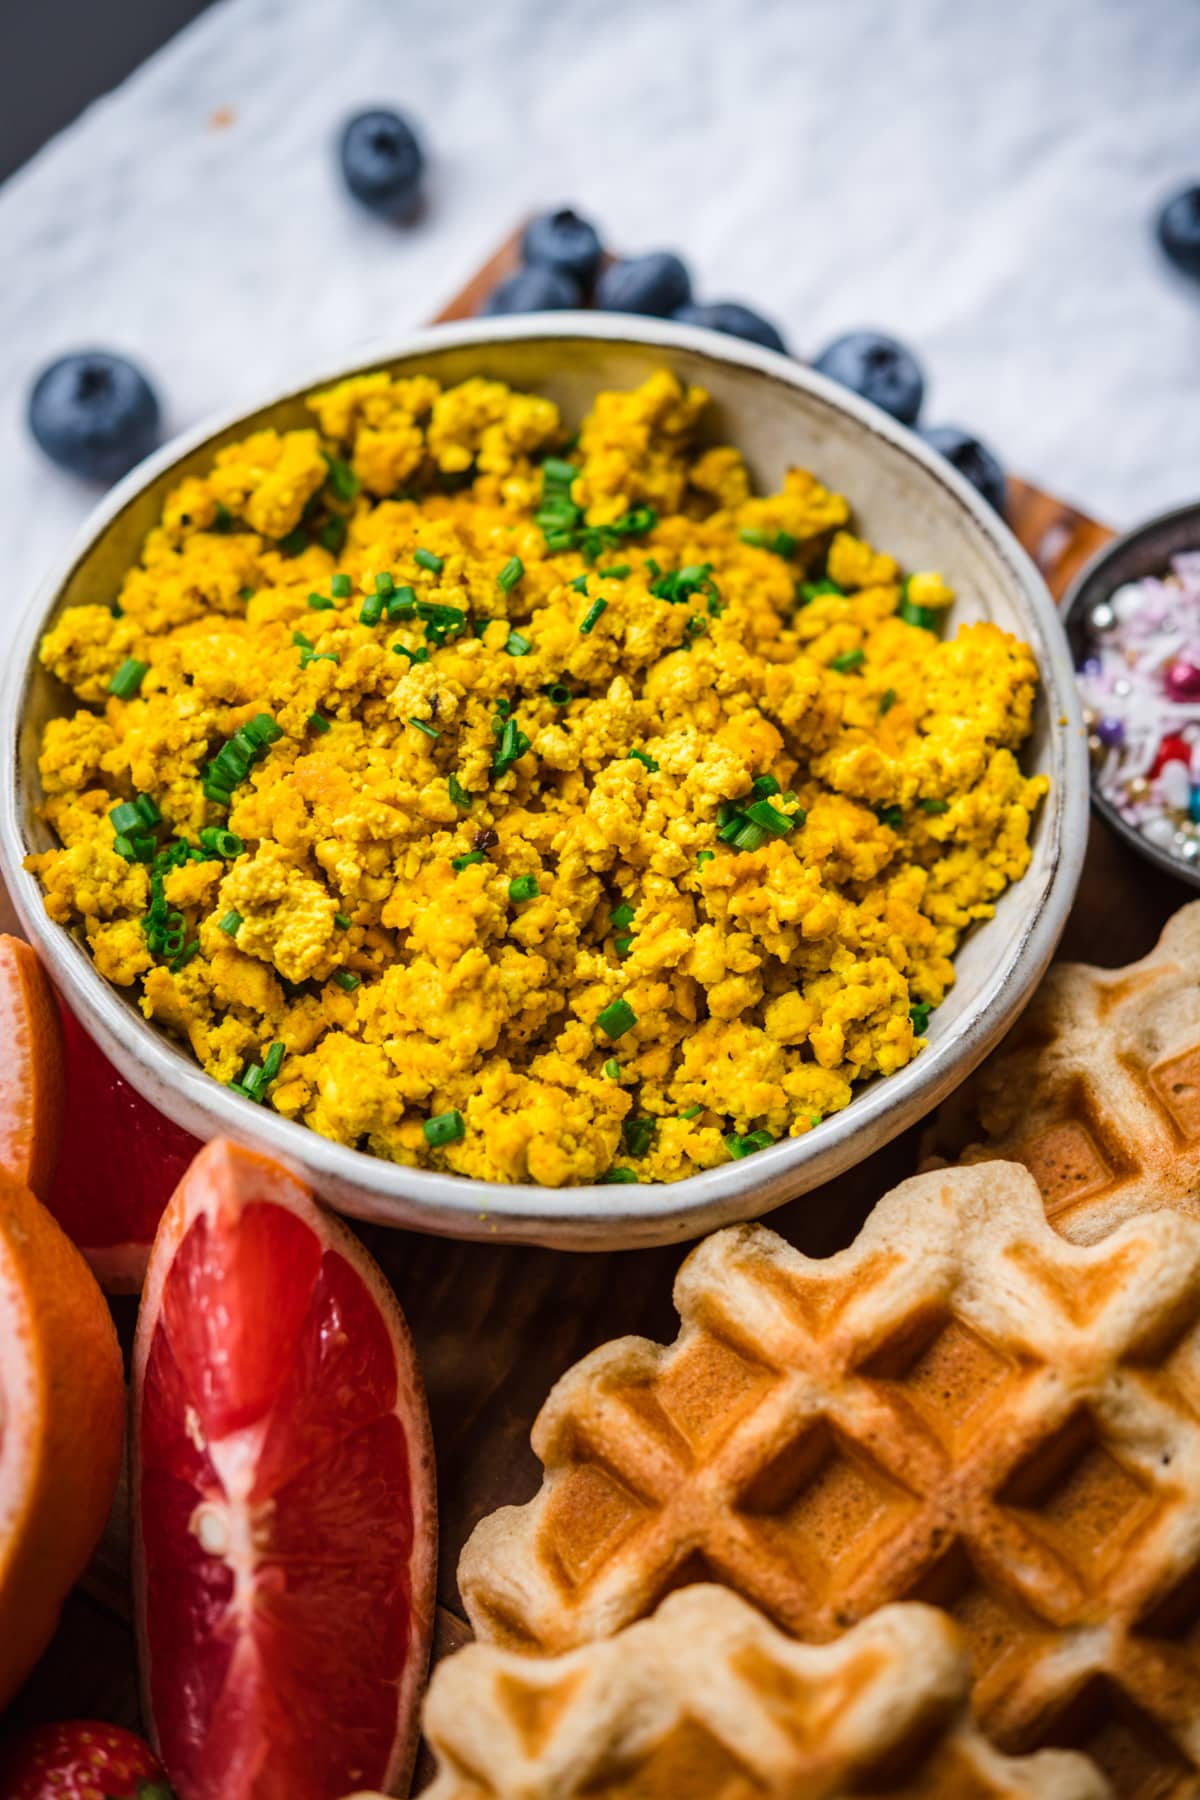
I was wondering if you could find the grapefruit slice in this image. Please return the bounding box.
[0,935,65,1198]
[0,1171,125,1707]
[132,1139,436,1800]
[49,1003,200,1292]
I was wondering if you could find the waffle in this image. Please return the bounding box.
[420,1589,1109,1798]
[926,902,1200,1244]
[458,1162,1200,1795]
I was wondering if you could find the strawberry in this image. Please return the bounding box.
[0,1721,172,1799]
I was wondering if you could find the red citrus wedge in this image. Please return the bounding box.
[132,1139,436,1800]
[0,935,65,1199]
[49,1003,200,1292]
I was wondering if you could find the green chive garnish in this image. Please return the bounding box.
[628,749,659,772]
[199,826,244,858]
[448,773,473,809]
[325,456,359,502]
[239,586,255,601]
[262,1042,286,1082]
[910,1001,932,1033]
[611,903,635,928]
[408,716,439,740]
[744,798,795,836]
[569,574,589,594]
[498,556,524,593]
[333,970,361,992]
[453,850,485,871]
[597,998,637,1039]
[219,910,243,936]
[599,564,630,579]
[414,548,443,574]
[831,650,865,673]
[600,1168,638,1184]
[331,573,352,598]
[318,518,347,556]
[277,528,307,557]
[543,682,571,706]
[308,592,334,611]
[679,1104,702,1119]
[505,631,533,657]
[109,659,149,699]
[334,912,352,930]
[623,1116,656,1158]
[697,850,714,868]
[725,1129,774,1159]
[920,798,950,814]
[797,577,846,604]
[579,598,607,633]
[424,1109,465,1147]
[876,803,904,829]
[388,585,417,620]
[603,1058,621,1079]
[880,688,898,715]
[359,594,384,626]
[508,874,539,904]
[109,800,142,834]
[374,570,395,597]
[309,712,331,734]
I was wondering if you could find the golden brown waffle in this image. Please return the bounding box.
[925,902,1200,1244]
[458,1163,1200,1796]
[420,1589,1110,1798]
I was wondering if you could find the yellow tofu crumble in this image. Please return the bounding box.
[29,368,1047,1186]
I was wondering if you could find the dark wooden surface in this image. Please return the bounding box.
[5,235,1187,1792]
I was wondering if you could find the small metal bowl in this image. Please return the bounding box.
[0,315,1088,1249]
[1062,499,1200,893]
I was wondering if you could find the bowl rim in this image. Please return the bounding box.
[0,311,1089,1246]
[1061,498,1200,895]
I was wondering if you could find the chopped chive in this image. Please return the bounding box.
[424,1108,465,1147]
[508,874,539,904]
[239,585,255,601]
[697,849,715,867]
[797,577,846,604]
[505,631,533,657]
[498,556,524,593]
[614,935,633,957]
[277,528,307,557]
[831,649,865,673]
[246,714,283,747]
[628,749,659,772]
[324,455,360,502]
[262,1041,286,1082]
[293,631,314,650]
[318,517,347,555]
[679,1104,702,1120]
[373,571,395,599]
[308,712,331,734]
[732,821,768,853]
[359,593,384,626]
[910,1001,932,1033]
[597,998,637,1039]
[308,591,334,610]
[448,773,474,809]
[623,1116,656,1158]
[170,938,200,972]
[388,585,417,619]
[219,910,243,936]
[745,798,795,835]
[331,572,352,598]
[109,658,149,699]
[453,850,485,871]
[920,798,950,814]
[876,803,904,829]
[611,903,635,929]
[579,598,607,633]
[199,826,244,858]
[334,912,352,930]
[880,688,898,716]
[898,597,939,631]
[751,774,781,801]
[496,697,513,718]
[603,1058,621,1079]
[109,800,142,834]
[738,526,770,548]
[112,833,134,859]
[725,1128,774,1159]
[600,1168,638,1184]
[203,782,233,806]
[569,574,589,594]
[542,681,571,706]
[541,456,580,484]
[408,716,439,740]
[599,563,630,579]
[392,643,430,663]
[333,969,361,992]
[414,547,443,574]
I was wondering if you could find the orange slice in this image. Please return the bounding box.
[0,1171,125,1706]
[132,1139,437,1799]
[0,935,65,1197]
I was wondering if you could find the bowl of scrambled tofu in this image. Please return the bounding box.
[0,315,1088,1247]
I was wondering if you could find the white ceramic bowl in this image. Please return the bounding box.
[0,316,1088,1249]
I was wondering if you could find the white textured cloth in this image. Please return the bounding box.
[4,0,1200,614]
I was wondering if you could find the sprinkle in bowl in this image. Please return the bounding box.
[1063,500,1200,892]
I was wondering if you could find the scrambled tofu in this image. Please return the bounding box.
[29,369,1047,1187]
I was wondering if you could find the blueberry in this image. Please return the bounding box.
[1157,185,1200,277]
[672,300,788,355]
[28,352,160,484]
[480,266,582,315]
[811,331,925,425]
[339,108,424,221]
[521,208,604,289]
[920,425,1007,516]
[594,252,692,318]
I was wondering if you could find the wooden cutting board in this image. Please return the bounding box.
[6,233,1191,1788]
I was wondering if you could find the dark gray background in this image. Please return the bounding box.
[1,0,213,182]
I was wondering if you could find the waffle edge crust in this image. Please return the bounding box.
[458,1161,1200,1792]
[420,1588,1110,1798]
